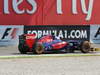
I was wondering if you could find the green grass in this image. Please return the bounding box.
[0,53,100,59]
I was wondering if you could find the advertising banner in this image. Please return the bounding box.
[0,25,23,46]
[0,0,99,25]
[90,25,100,44]
[24,25,90,41]
[0,0,43,25]
[42,0,99,25]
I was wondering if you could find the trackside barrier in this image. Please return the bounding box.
[24,25,90,41]
[0,25,23,46]
[90,25,100,44]
[0,25,100,47]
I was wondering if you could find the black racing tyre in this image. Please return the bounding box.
[18,44,27,54]
[81,41,91,53]
[32,43,37,54]
[32,39,37,54]
[35,43,44,54]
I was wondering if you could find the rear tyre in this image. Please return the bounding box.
[18,44,27,54]
[35,43,44,54]
[81,41,91,53]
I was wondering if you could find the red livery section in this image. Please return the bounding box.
[38,35,53,43]
[0,0,100,25]
[52,42,67,50]
[25,34,36,49]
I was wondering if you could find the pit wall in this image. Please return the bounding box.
[0,25,99,46]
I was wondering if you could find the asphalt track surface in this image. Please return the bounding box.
[0,45,100,75]
[0,45,100,56]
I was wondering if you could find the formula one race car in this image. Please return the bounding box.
[18,34,91,54]
[18,34,68,54]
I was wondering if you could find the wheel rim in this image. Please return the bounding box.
[82,41,91,53]
[36,44,44,54]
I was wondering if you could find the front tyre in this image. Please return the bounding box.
[81,41,91,53]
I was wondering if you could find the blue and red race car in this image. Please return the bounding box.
[18,34,91,54]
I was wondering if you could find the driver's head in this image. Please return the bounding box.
[51,33,55,36]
